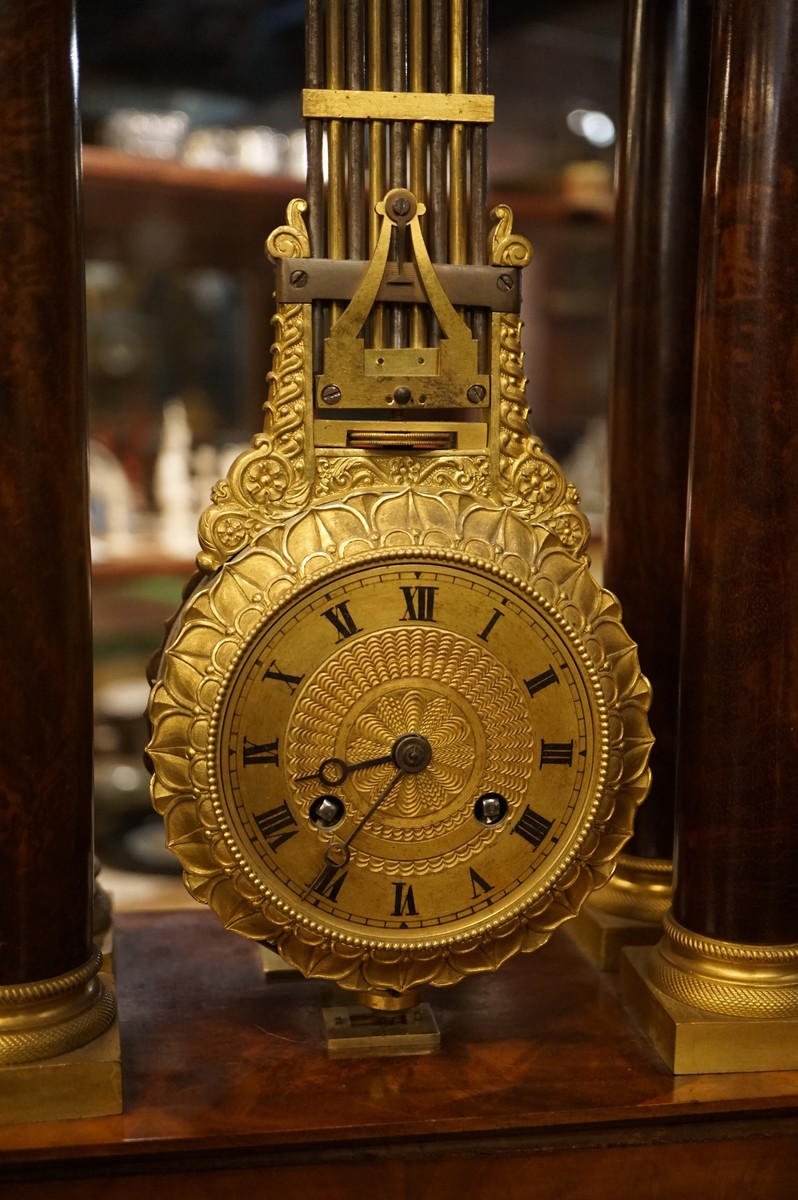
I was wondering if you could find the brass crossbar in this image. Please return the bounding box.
[302,87,494,122]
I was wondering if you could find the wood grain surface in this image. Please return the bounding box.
[1,910,797,1196]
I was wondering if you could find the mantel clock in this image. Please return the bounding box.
[147,0,652,1025]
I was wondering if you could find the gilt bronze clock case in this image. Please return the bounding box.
[147,3,652,1005]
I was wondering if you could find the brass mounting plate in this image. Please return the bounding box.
[323,1001,441,1059]
[274,259,521,312]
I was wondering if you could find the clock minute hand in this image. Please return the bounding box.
[294,752,394,787]
[301,767,405,900]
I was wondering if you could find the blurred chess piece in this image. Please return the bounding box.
[89,440,135,560]
[154,398,197,558]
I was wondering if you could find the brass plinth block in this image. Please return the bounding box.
[622,943,798,1074]
[0,946,117,1066]
[565,855,672,970]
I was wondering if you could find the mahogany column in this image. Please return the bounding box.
[0,0,114,1065]
[604,0,712,861]
[673,0,798,947]
[622,0,798,1072]
[577,0,712,961]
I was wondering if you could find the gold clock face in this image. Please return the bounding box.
[210,552,607,949]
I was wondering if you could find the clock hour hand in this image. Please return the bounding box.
[294,752,394,787]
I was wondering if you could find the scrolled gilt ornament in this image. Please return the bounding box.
[490,204,533,268]
[313,453,492,500]
[197,298,312,572]
[265,198,311,261]
[493,313,590,552]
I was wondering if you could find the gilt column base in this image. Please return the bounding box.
[0,947,121,1124]
[621,914,798,1074]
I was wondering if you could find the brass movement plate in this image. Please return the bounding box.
[323,1001,440,1059]
[274,259,521,312]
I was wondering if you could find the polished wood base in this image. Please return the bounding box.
[621,945,798,1075]
[0,911,797,1197]
[564,904,663,971]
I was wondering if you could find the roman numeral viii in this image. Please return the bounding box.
[322,600,361,641]
[400,585,437,622]
[253,803,297,851]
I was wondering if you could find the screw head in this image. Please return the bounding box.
[497,273,514,292]
[290,269,308,287]
[393,386,412,405]
[321,385,342,405]
[467,384,487,404]
[392,196,411,217]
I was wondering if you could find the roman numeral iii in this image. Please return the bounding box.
[539,740,574,767]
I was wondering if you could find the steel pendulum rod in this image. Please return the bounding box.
[449,0,467,273]
[408,0,427,348]
[347,0,366,264]
[428,0,448,346]
[306,0,325,367]
[469,0,488,370]
[388,0,407,348]
[368,0,387,348]
[327,0,346,325]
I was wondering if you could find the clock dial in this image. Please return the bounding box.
[212,553,606,948]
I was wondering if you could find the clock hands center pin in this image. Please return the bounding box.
[302,733,432,899]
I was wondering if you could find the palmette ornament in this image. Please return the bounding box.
[147,1,652,1006]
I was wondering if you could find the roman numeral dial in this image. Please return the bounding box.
[213,554,602,945]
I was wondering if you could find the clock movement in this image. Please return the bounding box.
[147,0,652,1029]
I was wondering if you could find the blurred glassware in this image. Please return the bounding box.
[100,108,190,160]
[182,124,285,173]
